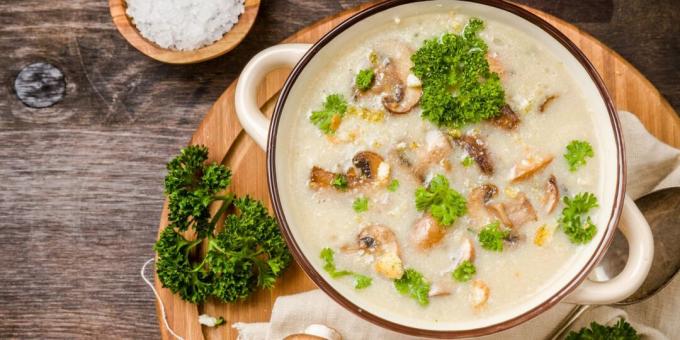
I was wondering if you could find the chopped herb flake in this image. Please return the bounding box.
[461,156,474,167]
[330,174,348,191]
[353,196,369,213]
[387,179,400,192]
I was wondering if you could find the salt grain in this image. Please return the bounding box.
[126,0,245,51]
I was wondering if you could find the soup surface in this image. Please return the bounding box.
[284,8,601,325]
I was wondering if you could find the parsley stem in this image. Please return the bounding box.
[207,194,235,232]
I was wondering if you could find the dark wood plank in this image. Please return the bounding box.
[0,0,678,338]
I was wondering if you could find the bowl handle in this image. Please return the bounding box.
[235,44,312,150]
[565,195,654,304]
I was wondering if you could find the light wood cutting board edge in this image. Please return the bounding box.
[154,2,680,340]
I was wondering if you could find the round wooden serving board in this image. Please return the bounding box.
[154,2,680,339]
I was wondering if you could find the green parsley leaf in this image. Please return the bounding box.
[564,140,594,172]
[566,318,639,340]
[353,274,373,289]
[355,69,375,91]
[559,192,599,244]
[387,179,400,192]
[320,248,372,289]
[353,196,369,213]
[415,174,467,226]
[461,156,474,167]
[478,221,510,251]
[411,18,505,128]
[310,94,348,134]
[452,260,476,282]
[394,268,431,306]
[330,174,349,191]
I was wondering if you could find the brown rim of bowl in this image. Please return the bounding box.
[267,0,625,337]
[108,0,260,64]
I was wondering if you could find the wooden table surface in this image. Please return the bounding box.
[0,0,678,338]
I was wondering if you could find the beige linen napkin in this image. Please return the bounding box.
[234,111,680,340]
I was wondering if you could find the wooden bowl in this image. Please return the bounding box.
[109,0,260,64]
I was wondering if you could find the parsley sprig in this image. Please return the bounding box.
[415,174,467,226]
[411,18,505,128]
[394,268,431,306]
[154,146,292,304]
[478,221,510,252]
[559,192,599,244]
[566,318,639,340]
[320,248,372,289]
[452,260,476,282]
[355,69,375,91]
[310,94,348,134]
[564,140,594,172]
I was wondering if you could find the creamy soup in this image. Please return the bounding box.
[283,8,601,325]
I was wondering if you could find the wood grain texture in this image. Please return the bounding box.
[0,0,678,339]
[154,3,680,339]
[109,0,261,64]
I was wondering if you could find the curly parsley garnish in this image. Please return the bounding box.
[355,69,375,91]
[310,94,348,134]
[415,174,467,226]
[320,248,372,289]
[564,140,594,172]
[353,196,369,213]
[411,18,505,128]
[452,260,476,282]
[461,156,474,167]
[559,192,599,244]
[155,146,292,304]
[478,221,510,252]
[566,318,639,340]
[394,268,431,306]
[387,179,400,192]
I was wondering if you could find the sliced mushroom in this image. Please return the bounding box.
[471,280,490,308]
[539,95,558,113]
[411,214,446,250]
[488,193,537,228]
[508,154,554,183]
[490,104,520,130]
[542,175,560,214]
[468,184,499,225]
[310,166,337,188]
[368,43,422,114]
[353,151,390,183]
[456,135,494,175]
[429,280,454,297]
[356,224,404,279]
[457,237,476,263]
[310,151,390,190]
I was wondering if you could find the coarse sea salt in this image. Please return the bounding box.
[126,0,245,51]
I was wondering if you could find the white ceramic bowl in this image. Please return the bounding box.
[235,0,654,337]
